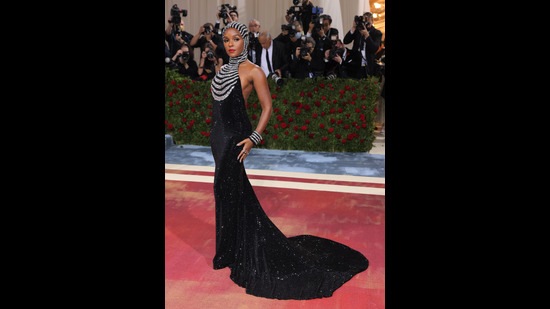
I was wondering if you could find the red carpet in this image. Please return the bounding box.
[165,166,385,308]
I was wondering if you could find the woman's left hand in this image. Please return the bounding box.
[236,138,253,162]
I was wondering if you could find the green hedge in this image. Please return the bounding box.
[165,68,380,152]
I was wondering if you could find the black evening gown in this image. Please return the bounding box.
[210,79,369,300]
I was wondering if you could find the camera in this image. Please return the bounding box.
[287,5,302,14]
[169,4,188,25]
[299,44,310,58]
[354,15,370,30]
[281,24,297,37]
[268,73,284,86]
[203,24,212,35]
[311,7,324,30]
[329,48,344,59]
[286,0,303,22]
[312,6,323,15]
[286,6,302,20]
[219,4,237,20]
[177,52,190,62]
[206,50,215,60]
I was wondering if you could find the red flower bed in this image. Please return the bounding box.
[165,69,380,152]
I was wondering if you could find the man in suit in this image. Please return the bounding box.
[343,11,383,79]
[256,31,290,79]
[324,39,356,79]
[308,14,339,54]
[247,18,262,63]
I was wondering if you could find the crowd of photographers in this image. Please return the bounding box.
[165,0,385,85]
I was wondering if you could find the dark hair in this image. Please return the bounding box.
[180,42,190,50]
[320,14,332,23]
[203,42,215,52]
[179,42,193,60]
[229,10,239,18]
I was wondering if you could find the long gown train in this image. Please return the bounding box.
[210,79,369,300]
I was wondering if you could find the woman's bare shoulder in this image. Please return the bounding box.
[241,60,261,72]
[241,61,264,79]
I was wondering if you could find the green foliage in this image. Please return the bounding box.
[165,69,380,152]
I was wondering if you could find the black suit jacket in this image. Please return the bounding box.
[254,40,290,76]
[325,47,356,78]
[343,25,382,76]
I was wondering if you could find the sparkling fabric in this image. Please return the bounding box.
[209,77,369,300]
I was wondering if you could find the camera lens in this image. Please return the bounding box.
[270,74,284,86]
[300,47,309,58]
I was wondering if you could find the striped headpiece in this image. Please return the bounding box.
[210,22,249,101]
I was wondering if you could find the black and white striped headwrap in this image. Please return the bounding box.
[211,22,249,101]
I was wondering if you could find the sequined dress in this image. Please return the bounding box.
[210,78,369,300]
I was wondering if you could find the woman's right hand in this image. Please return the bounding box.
[236,138,254,163]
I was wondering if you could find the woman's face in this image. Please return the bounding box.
[223,28,244,58]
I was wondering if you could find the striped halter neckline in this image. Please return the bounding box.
[211,22,249,101]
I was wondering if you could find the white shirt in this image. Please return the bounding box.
[340,48,348,64]
[361,36,368,67]
[260,42,274,77]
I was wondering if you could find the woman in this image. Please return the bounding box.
[209,22,369,300]
[170,42,198,79]
[197,43,223,81]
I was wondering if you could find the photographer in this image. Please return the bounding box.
[214,5,239,32]
[323,39,354,79]
[274,24,293,56]
[165,4,194,58]
[196,43,223,81]
[289,37,320,79]
[343,12,383,79]
[256,32,289,80]
[285,0,313,30]
[170,43,199,80]
[190,22,227,63]
[290,21,306,54]
[247,19,261,63]
[307,14,338,56]
[275,22,304,71]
